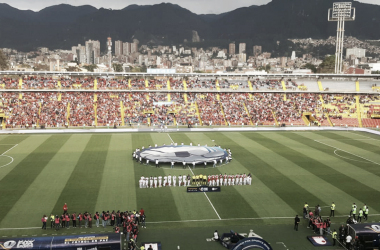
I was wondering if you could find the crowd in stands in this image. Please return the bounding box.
[1,76,379,128]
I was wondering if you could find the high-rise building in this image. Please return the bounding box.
[253,45,262,56]
[239,43,246,54]
[115,40,123,56]
[131,40,139,53]
[346,47,366,59]
[229,43,236,55]
[123,42,131,55]
[85,40,100,64]
[72,44,86,63]
[291,51,296,60]
[107,37,112,68]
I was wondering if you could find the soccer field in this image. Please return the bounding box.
[0,130,380,250]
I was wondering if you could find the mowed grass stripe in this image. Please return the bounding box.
[165,133,232,220]
[209,132,319,217]
[95,134,137,212]
[0,135,91,228]
[221,133,297,218]
[132,133,181,222]
[180,132,271,219]
[0,135,49,181]
[293,132,380,188]
[0,135,70,225]
[50,135,111,216]
[263,132,380,213]
[151,133,218,221]
[235,132,343,215]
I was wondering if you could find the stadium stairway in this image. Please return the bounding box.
[195,102,203,126]
[120,101,125,126]
[281,80,287,91]
[219,103,228,125]
[94,103,97,126]
[248,80,253,91]
[317,80,324,91]
[271,110,279,126]
[167,79,171,101]
[356,81,360,92]
[356,96,363,127]
[67,103,70,126]
[242,102,253,125]
[216,80,220,91]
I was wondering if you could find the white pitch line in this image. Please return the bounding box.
[334,149,372,164]
[2,144,18,155]
[1,214,380,230]
[167,133,174,143]
[314,140,380,166]
[188,166,221,220]
[0,144,18,169]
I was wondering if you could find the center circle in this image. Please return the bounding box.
[137,145,228,164]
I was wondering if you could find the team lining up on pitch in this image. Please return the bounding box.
[139,173,253,188]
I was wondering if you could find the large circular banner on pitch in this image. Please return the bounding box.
[138,145,228,164]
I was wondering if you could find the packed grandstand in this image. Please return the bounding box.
[0,74,380,129]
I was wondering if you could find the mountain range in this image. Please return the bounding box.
[0,0,379,52]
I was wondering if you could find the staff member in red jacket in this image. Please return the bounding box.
[41,215,47,230]
[63,203,68,214]
[55,215,60,231]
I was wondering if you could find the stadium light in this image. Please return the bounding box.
[328,2,355,74]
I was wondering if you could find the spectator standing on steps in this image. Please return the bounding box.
[346,234,352,249]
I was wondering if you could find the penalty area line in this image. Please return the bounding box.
[314,140,380,166]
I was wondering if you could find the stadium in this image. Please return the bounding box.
[0,71,380,250]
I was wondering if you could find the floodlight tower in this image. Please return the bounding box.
[328,2,355,74]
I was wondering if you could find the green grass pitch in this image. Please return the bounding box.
[0,131,380,250]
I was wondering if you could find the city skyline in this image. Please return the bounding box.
[1,0,379,14]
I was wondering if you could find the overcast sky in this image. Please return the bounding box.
[0,0,379,14]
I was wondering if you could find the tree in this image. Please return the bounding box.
[317,55,335,73]
[0,50,8,70]
[66,66,80,72]
[302,63,317,73]
[82,64,98,72]
[112,63,123,72]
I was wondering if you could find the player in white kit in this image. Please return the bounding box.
[154,176,158,188]
[178,175,182,186]
[239,175,243,185]
[224,176,228,186]
[228,176,231,186]
[149,177,153,188]
[145,177,149,188]
[187,175,191,186]
[183,175,187,187]
[158,176,162,187]
[168,175,172,186]
[163,176,167,187]
[173,175,177,187]
[231,177,235,186]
